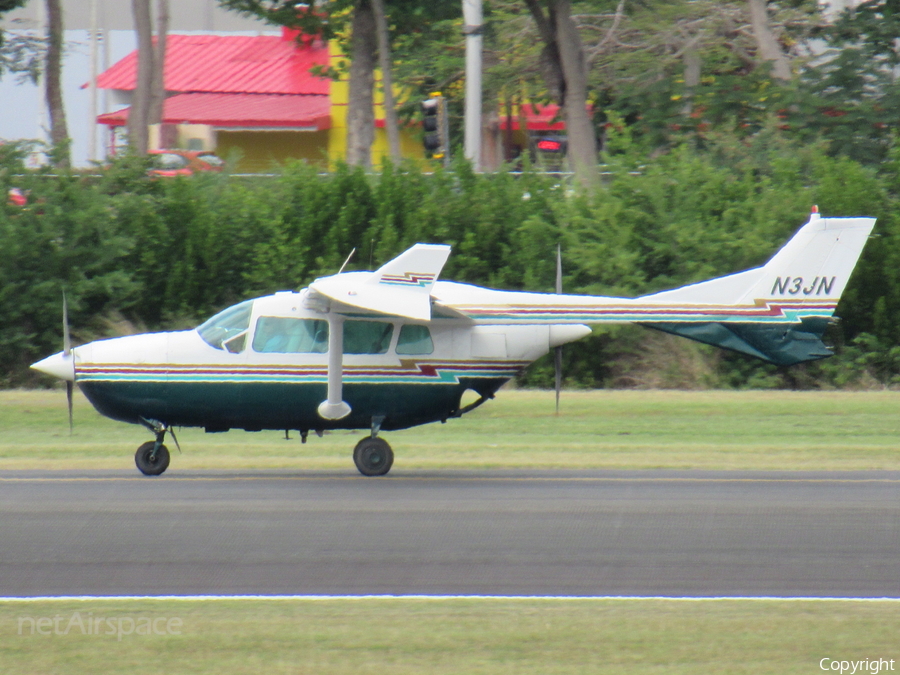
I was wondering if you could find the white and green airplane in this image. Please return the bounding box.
[32,208,875,477]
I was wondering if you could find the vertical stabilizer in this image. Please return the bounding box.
[736,210,875,306]
[640,209,876,306]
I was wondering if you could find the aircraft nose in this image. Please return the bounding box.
[31,351,75,382]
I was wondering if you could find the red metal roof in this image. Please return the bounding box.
[95,34,331,95]
[499,104,567,131]
[97,93,332,129]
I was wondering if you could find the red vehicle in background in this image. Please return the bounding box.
[7,187,27,206]
[148,150,225,177]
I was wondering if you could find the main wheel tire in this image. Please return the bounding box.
[353,437,393,477]
[135,441,170,476]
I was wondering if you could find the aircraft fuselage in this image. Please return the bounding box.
[71,288,587,434]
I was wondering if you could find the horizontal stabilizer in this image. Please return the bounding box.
[310,243,451,321]
[644,317,833,366]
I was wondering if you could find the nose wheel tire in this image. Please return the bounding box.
[353,437,393,477]
[135,441,170,476]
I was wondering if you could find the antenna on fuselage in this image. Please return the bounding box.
[338,248,357,275]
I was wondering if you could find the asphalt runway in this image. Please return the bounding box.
[0,469,898,598]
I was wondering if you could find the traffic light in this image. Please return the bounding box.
[536,137,566,153]
[421,93,447,161]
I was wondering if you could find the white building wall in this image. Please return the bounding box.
[0,0,272,167]
[3,0,266,31]
[819,0,875,20]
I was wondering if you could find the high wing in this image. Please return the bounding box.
[308,243,451,419]
[309,243,451,321]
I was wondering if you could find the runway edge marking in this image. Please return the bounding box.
[4,475,900,484]
[2,595,900,602]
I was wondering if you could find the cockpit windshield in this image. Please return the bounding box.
[197,300,254,352]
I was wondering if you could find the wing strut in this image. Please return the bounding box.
[317,314,351,421]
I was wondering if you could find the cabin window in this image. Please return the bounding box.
[396,324,434,355]
[252,317,328,353]
[197,300,253,352]
[343,320,393,355]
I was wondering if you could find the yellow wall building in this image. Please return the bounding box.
[96,33,425,172]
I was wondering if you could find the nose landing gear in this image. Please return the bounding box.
[135,440,170,476]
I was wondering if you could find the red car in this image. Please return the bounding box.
[7,187,27,206]
[148,150,225,177]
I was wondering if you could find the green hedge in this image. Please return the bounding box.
[3,135,899,389]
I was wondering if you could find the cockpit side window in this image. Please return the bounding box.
[252,317,329,353]
[197,300,253,352]
[343,320,394,354]
[396,324,434,355]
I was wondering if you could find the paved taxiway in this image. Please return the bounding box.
[0,470,898,597]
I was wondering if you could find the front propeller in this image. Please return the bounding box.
[63,292,73,433]
[555,245,563,415]
[30,291,75,433]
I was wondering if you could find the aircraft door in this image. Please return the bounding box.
[192,300,255,428]
[246,315,330,428]
[470,330,508,359]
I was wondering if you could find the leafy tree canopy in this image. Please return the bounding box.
[0,0,26,13]
[0,0,44,83]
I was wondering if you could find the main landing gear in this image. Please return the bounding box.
[353,437,393,476]
[135,419,177,476]
[131,417,394,478]
[352,416,393,477]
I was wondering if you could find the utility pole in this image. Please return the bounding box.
[462,0,482,170]
[89,0,98,162]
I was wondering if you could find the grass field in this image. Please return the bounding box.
[3,388,900,674]
[2,388,900,471]
[1,597,898,674]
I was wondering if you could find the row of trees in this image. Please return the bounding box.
[217,0,790,183]
[4,1,900,179]
[3,127,899,390]
[214,1,900,181]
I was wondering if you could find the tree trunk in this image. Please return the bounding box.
[129,0,153,155]
[522,0,597,187]
[747,0,791,81]
[149,0,169,126]
[371,0,400,163]
[523,0,564,103]
[550,0,597,188]
[682,46,701,115]
[45,0,69,167]
[346,0,377,168]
